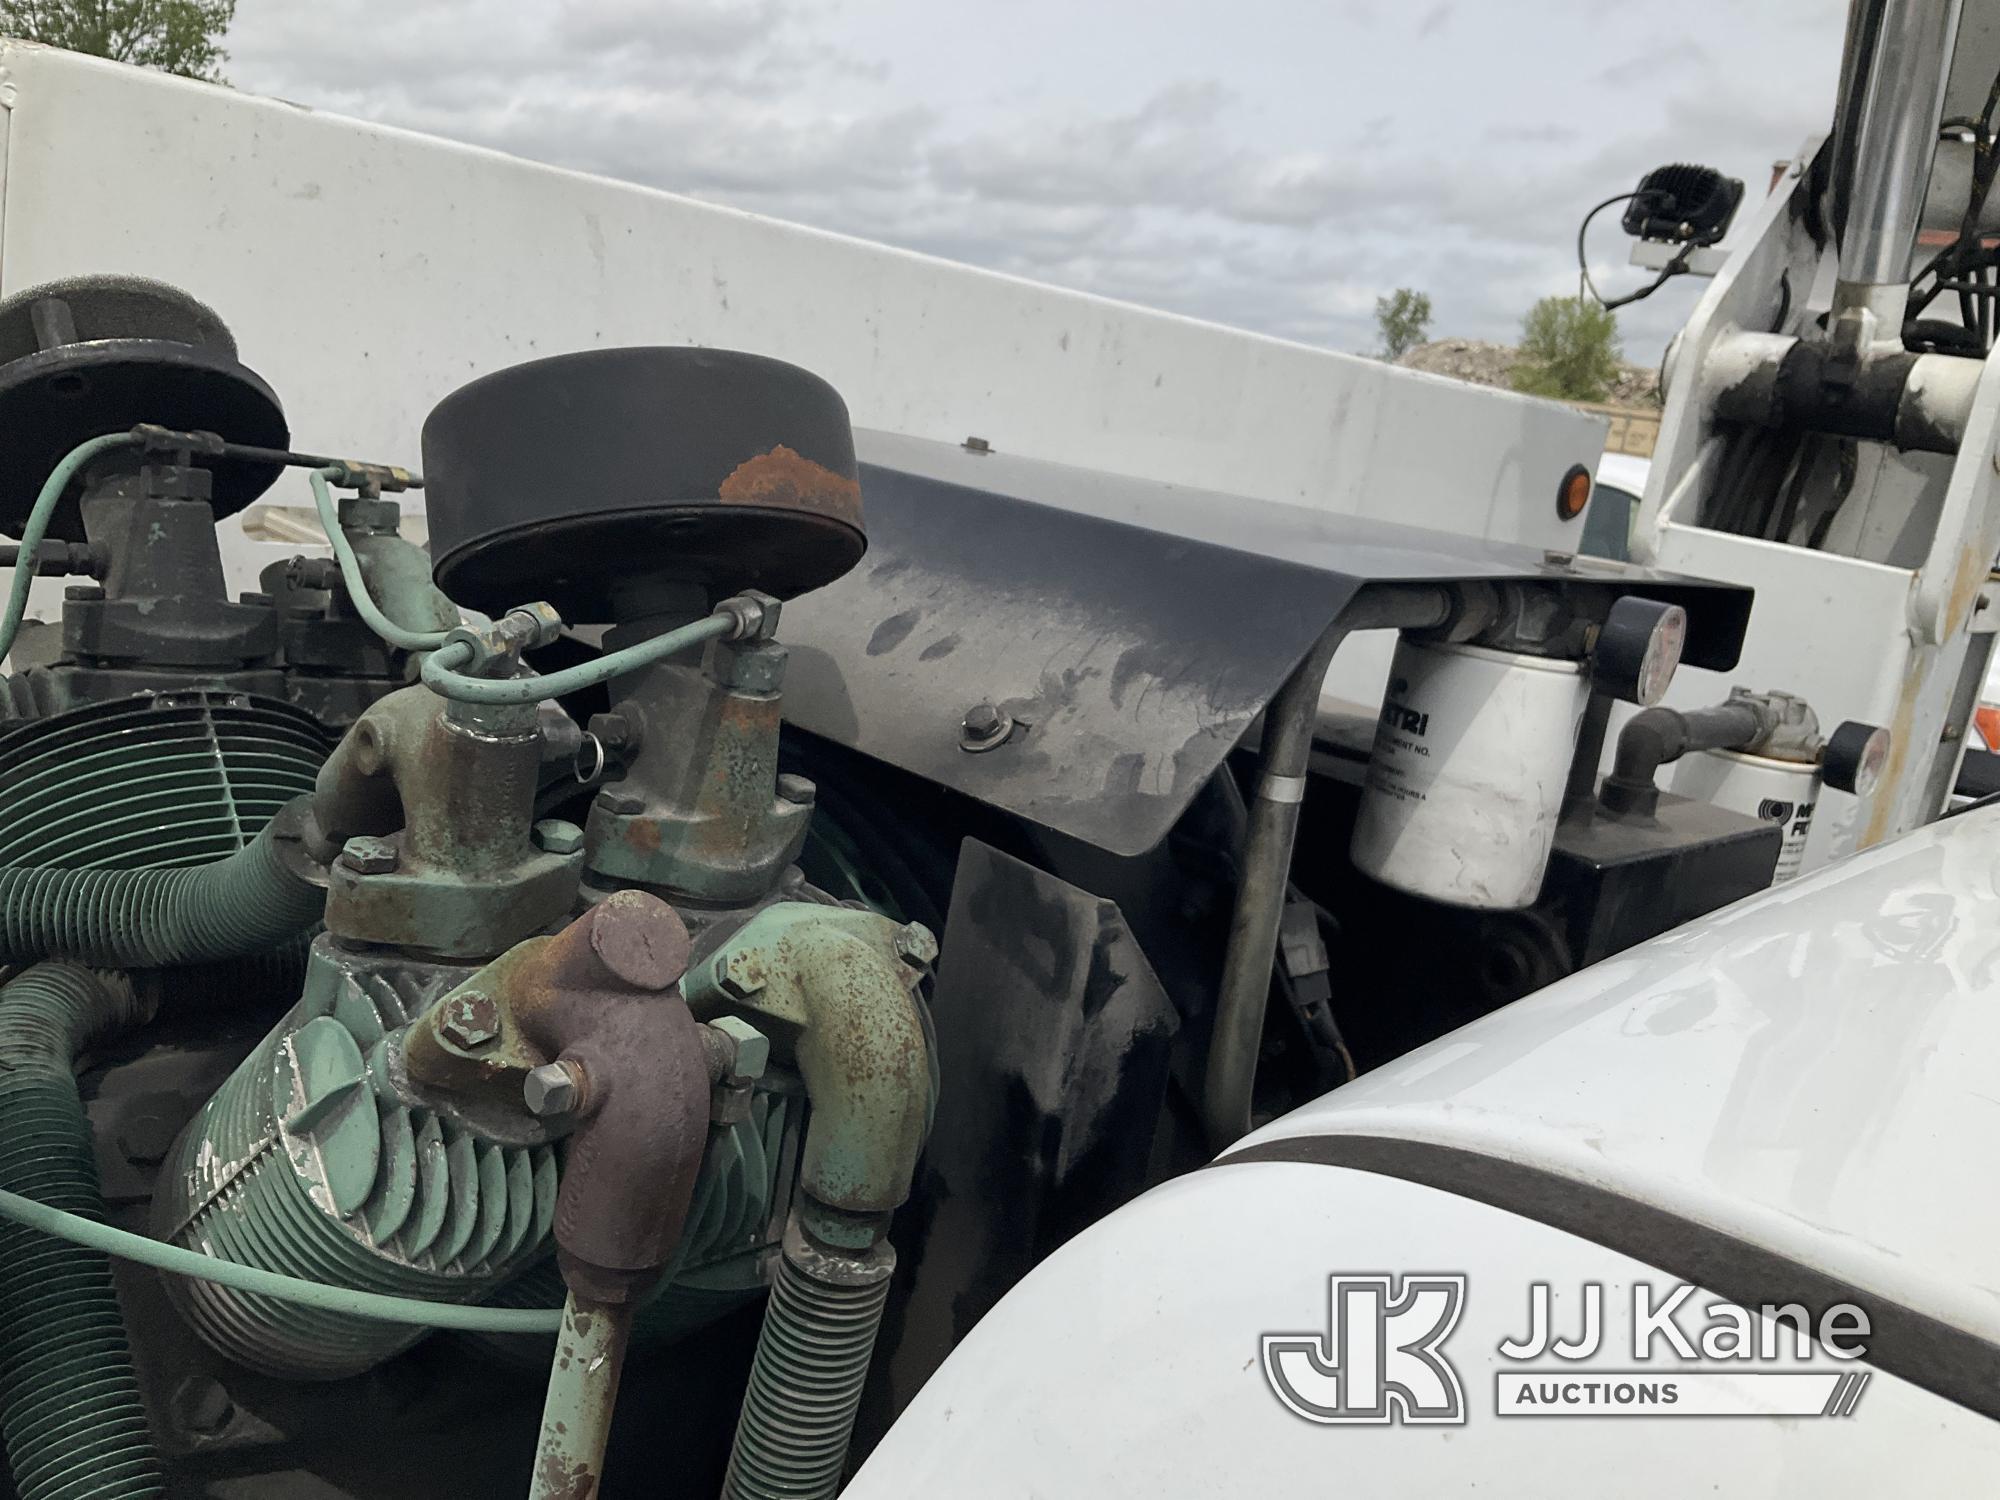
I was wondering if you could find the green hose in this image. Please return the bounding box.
[0,964,164,1500]
[1,433,141,666]
[0,820,323,967]
[0,1185,565,1335]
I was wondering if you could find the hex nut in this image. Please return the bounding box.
[893,922,940,967]
[776,773,816,806]
[523,1061,584,1118]
[588,711,636,750]
[339,836,400,875]
[959,703,1013,752]
[708,1015,771,1082]
[596,789,646,817]
[533,818,585,856]
[715,948,767,1001]
[440,991,501,1049]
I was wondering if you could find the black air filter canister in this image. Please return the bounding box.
[0,693,331,869]
[421,347,865,623]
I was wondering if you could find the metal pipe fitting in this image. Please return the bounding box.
[1599,700,1772,817]
[681,903,934,1246]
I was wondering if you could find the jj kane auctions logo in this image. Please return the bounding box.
[1263,1276,1873,1423]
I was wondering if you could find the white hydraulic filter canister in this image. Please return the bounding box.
[1350,638,1590,909]
[1671,749,1823,882]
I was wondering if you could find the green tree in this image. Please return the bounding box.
[1,0,236,81]
[1511,295,1621,402]
[1374,288,1433,360]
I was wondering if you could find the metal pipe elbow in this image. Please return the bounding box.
[684,905,934,1247]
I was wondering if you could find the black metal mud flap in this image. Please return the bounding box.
[868,838,1178,1429]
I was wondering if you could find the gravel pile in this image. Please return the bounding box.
[1396,338,1660,407]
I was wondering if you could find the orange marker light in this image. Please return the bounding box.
[1557,464,1592,521]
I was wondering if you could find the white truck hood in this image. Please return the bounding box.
[850,806,2000,1494]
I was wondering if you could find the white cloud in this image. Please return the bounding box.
[224,0,1848,360]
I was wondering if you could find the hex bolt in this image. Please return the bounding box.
[596,788,646,817]
[587,711,636,751]
[893,922,940,968]
[715,948,767,1001]
[776,773,816,806]
[708,1015,771,1082]
[338,835,400,875]
[1542,549,1576,568]
[524,1059,587,1118]
[533,818,585,856]
[960,702,1013,752]
[116,1102,181,1166]
[440,990,501,1049]
[175,1376,235,1438]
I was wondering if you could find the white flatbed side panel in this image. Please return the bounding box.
[0,43,1602,585]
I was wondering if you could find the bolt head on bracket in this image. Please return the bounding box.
[523,1060,586,1119]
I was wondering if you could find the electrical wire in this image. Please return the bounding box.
[0,432,141,666]
[1578,191,1697,312]
[0,1185,564,1333]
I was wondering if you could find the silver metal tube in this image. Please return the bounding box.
[1836,0,1963,317]
[1200,584,1454,1153]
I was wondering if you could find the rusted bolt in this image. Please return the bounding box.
[339,835,399,875]
[524,1059,587,1118]
[440,990,501,1049]
[893,922,939,968]
[715,947,767,1001]
[533,818,585,856]
[960,702,1013,752]
[587,890,691,991]
[596,788,646,817]
[776,773,816,806]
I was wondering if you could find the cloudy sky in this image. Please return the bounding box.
[226,0,1850,363]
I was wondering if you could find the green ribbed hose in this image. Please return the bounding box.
[0,963,164,1500]
[0,821,322,967]
[722,1221,894,1500]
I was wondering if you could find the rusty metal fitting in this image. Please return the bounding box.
[338,835,398,875]
[715,590,782,642]
[400,891,712,1303]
